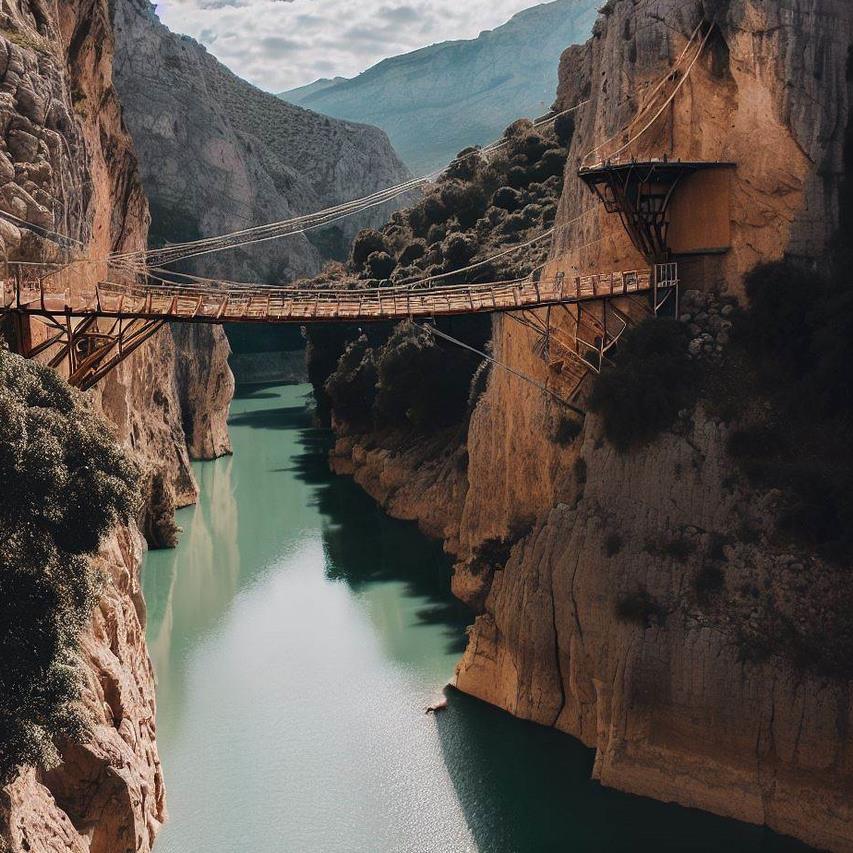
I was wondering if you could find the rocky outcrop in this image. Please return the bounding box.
[329,2,853,850]
[281,0,599,174]
[0,0,229,848]
[453,3,853,850]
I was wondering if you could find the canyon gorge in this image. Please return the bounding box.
[1,0,853,851]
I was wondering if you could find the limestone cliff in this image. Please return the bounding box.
[0,0,224,848]
[330,2,853,849]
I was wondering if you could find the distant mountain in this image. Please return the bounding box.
[279,0,599,174]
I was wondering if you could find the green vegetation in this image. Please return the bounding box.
[720,258,853,561]
[0,350,140,782]
[551,414,582,446]
[589,318,702,452]
[323,321,490,432]
[305,116,569,424]
[694,564,725,602]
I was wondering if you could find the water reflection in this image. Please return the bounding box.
[144,384,813,853]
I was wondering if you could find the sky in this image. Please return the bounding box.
[154,0,544,94]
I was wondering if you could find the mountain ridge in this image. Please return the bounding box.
[280,0,598,173]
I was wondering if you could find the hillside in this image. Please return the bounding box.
[111,0,411,381]
[280,0,598,174]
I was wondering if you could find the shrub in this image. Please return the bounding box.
[365,251,395,281]
[500,212,527,235]
[554,112,576,147]
[536,148,567,180]
[695,565,725,601]
[0,350,140,782]
[426,224,447,246]
[551,414,582,446]
[491,186,524,212]
[324,335,377,424]
[467,359,491,412]
[521,203,543,225]
[589,318,702,451]
[507,166,530,188]
[398,240,426,266]
[440,182,487,228]
[442,233,478,269]
[373,323,474,431]
[349,229,388,271]
[444,147,482,182]
[615,587,667,628]
[520,132,547,162]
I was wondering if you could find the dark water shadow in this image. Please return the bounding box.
[228,404,311,431]
[232,381,293,400]
[288,419,471,657]
[435,689,814,853]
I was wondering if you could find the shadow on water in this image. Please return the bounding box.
[287,417,471,657]
[434,689,813,853]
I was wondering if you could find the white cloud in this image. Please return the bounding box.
[153,0,544,92]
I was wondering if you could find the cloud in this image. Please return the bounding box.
[154,0,543,92]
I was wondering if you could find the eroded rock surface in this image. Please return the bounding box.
[0,0,229,848]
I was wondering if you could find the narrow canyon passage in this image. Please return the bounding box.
[142,384,810,853]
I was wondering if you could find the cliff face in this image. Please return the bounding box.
[281,0,599,174]
[0,0,227,848]
[332,2,853,850]
[457,3,853,850]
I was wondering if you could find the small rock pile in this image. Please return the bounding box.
[679,289,738,361]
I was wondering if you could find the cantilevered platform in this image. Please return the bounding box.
[578,160,736,262]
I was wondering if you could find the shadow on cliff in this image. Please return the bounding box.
[435,689,814,853]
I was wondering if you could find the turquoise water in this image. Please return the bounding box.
[143,383,810,852]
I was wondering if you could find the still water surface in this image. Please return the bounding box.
[143,383,809,852]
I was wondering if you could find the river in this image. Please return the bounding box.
[143,383,809,852]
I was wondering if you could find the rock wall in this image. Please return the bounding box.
[332,2,853,850]
[0,0,229,848]
[455,3,853,850]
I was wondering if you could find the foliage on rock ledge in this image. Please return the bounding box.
[719,258,853,562]
[589,318,702,452]
[305,116,571,424]
[0,350,140,783]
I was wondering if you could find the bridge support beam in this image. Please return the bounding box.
[6,310,166,391]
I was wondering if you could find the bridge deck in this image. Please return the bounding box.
[5,269,653,324]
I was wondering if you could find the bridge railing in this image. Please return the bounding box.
[4,263,659,322]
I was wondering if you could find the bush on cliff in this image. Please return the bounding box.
[324,335,377,425]
[589,318,701,452]
[723,258,853,560]
[373,323,475,431]
[0,349,140,783]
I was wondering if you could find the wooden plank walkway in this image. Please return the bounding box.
[4,269,654,325]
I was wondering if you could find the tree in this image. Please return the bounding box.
[324,335,377,424]
[0,349,140,782]
[349,229,388,271]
